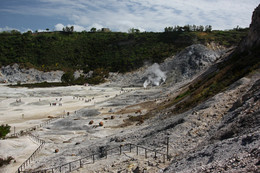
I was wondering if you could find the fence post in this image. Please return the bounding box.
[166,137,169,160]
[163,154,165,163]
[129,144,132,153]
[105,150,107,159]
[145,149,147,158]
[52,168,54,173]
[154,151,157,159]
[136,146,138,155]
[80,159,82,168]
[120,145,122,155]
[69,162,71,172]
[93,154,95,163]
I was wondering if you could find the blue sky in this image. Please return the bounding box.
[0,0,259,32]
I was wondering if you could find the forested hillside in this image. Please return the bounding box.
[0,29,248,74]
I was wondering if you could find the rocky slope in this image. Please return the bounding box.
[163,4,260,172]
[163,75,260,173]
[108,44,222,87]
[0,63,64,84]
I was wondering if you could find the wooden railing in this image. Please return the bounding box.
[12,111,169,173]
[9,113,69,173]
[17,134,45,173]
[19,143,169,173]
[8,114,66,138]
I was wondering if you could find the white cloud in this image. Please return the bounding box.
[23,28,33,33]
[0,26,35,33]
[54,23,65,31]
[1,0,259,32]
[0,26,19,32]
[69,24,87,32]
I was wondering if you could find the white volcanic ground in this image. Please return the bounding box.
[0,44,223,173]
[0,84,143,173]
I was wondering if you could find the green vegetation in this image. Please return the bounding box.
[0,124,11,138]
[9,82,69,88]
[0,29,248,71]
[0,27,248,85]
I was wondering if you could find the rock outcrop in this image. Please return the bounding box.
[239,4,260,51]
[164,77,260,173]
[161,44,220,85]
[108,44,221,87]
[0,64,64,84]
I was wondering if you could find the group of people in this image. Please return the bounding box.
[73,96,95,103]
[16,98,22,103]
[50,98,63,106]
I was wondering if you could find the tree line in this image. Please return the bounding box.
[164,25,212,32]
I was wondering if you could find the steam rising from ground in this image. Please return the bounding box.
[143,63,166,88]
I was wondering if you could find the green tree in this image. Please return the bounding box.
[197,25,204,32]
[63,26,74,33]
[128,28,140,33]
[61,71,74,83]
[10,30,21,35]
[183,25,191,32]
[164,26,174,32]
[205,25,212,32]
[90,27,97,32]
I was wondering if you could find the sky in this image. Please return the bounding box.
[0,0,259,33]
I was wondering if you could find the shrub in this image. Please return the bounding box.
[0,124,11,138]
[61,71,74,84]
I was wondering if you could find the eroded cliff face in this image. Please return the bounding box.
[0,64,64,84]
[239,4,260,51]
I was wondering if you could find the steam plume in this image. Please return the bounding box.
[143,63,166,88]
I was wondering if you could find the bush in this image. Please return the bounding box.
[61,71,74,84]
[0,124,11,138]
[0,156,14,167]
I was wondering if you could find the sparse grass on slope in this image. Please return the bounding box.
[126,45,259,124]
[170,45,260,114]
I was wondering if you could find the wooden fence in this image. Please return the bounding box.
[8,114,66,138]
[12,112,169,173]
[17,134,45,173]
[8,113,69,173]
[19,143,169,173]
